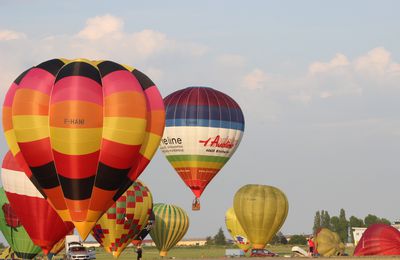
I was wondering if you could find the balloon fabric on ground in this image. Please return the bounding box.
[354,223,400,256]
[315,228,345,256]
[1,151,74,255]
[225,207,251,252]
[2,58,165,239]
[233,184,288,249]
[0,187,41,259]
[160,86,245,209]
[150,203,189,256]
[91,180,153,258]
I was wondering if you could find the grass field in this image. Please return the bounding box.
[47,244,356,260]
[8,244,400,260]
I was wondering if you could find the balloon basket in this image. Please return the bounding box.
[192,198,200,211]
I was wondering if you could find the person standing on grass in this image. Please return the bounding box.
[136,245,143,260]
[307,235,315,256]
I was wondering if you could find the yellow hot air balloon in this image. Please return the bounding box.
[225,207,251,252]
[149,204,189,257]
[315,228,345,256]
[233,184,288,249]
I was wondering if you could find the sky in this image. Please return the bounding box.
[1,0,400,245]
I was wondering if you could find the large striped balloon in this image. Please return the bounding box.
[1,151,74,254]
[91,180,152,258]
[150,203,189,256]
[2,58,165,239]
[160,87,244,209]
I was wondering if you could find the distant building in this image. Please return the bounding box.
[176,238,207,246]
[142,238,207,247]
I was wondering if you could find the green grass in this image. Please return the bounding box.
[30,244,359,259]
[60,245,308,259]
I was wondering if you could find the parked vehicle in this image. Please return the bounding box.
[250,249,278,257]
[225,249,245,257]
[64,236,96,260]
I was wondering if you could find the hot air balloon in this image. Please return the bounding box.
[160,87,244,210]
[354,224,400,256]
[1,151,74,254]
[150,203,189,256]
[2,58,165,239]
[315,228,345,256]
[47,236,68,260]
[91,180,153,258]
[225,207,251,252]
[233,184,288,249]
[132,209,155,246]
[0,187,41,259]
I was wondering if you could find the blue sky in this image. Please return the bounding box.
[1,0,400,245]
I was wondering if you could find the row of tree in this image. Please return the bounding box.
[205,209,392,246]
[313,209,391,242]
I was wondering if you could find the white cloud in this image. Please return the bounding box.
[309,53,349,75]
[0,29,26,41]
[241,68,268,90]
[354,47,400,78]
[77,14,124,40]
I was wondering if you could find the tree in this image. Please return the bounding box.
[205,236,214,245]
[271,231,288,245]
[338,208,348,243]
[380,218,391,225]
[214,227,227,245]
[364,214,380,227]
[349,216,364,228]
[313,211,321,234]
[321,210,331,229]
[330,216,340,232]
[288,235,307,245]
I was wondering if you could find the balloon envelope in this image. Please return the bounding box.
[0,187,41,259]
[354,224,400,256]
[315,228,345,256]
[225,207,251,252]
[150,203,189,256]
[1,151,74,254]
[160,87,244,205]
[91,180,153,258]
[2,58,164,239]
[132,209,155,245]
[233,184,288,249]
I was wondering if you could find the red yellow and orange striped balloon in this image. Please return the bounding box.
[2,58,165,239]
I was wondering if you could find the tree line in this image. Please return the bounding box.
[313,209,391,243]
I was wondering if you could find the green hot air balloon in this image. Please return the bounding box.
[233,184,288,249]
[0,187,41,259]
[150,203,189,256]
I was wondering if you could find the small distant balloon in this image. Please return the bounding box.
[225,207,251,252]
[150,203,189,256]
[233,184,288,249]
